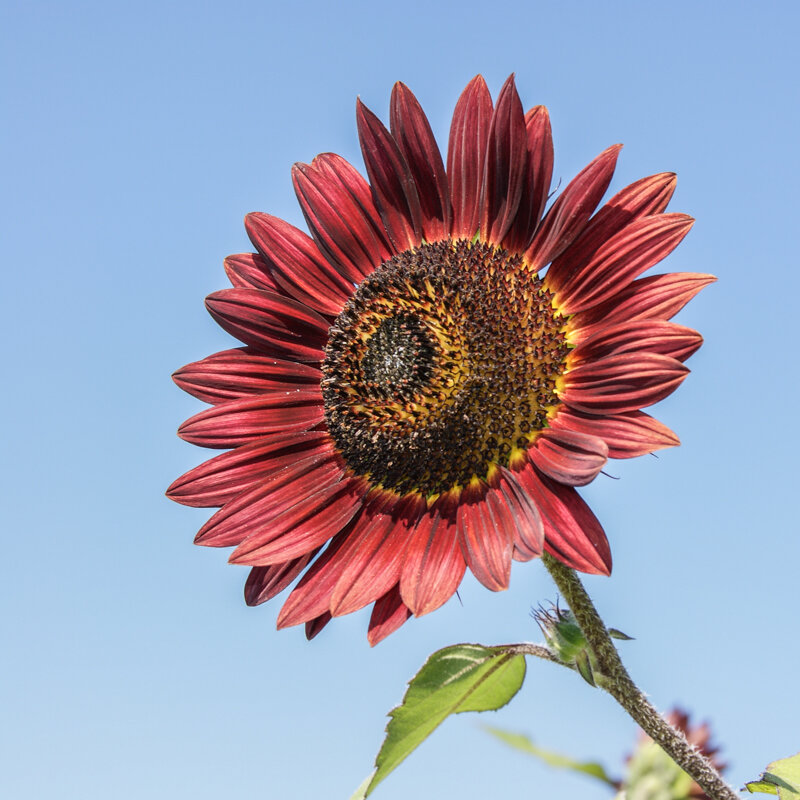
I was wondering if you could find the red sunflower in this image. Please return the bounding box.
[168,75,712,645]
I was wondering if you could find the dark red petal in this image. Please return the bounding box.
[205,288,328,363]
[172,348,321,405]
[491,466,544,560]
[194,455,345,547]
[569,272,717,331]
[177,391,324,449]
[546,172,677,292]
[277,529,356,628]
[571,320,703,364]
[529,429,608,487]
[504,105,553,252]
[244,549,319,606]
[356,99,423,250]
[514,463,611,575]
[555,213,695,314]
[550,408,680,459]
[292,158,387,283]
[305,612,332,640]
[224,253,282,292]
[244,213,351,317]
[167,430,332,507]
[228,478,365,565]
[329,495,421,617]
[481,75,527,246]
[525,144,622,270]
[390,82,451,242]
[399,507,466,616]
[563,352,689,415]
[314,153,393,256]
[368,585,412,646]
[457,482,514,591]
[447,75,493,238]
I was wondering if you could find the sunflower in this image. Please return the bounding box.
[168,75,712,645]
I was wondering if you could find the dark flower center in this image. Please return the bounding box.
[322,240,570,497]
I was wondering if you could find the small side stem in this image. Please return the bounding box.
[542,553,738,800]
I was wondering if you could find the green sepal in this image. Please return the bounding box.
[574,649,596,686]
[608,628,635,640]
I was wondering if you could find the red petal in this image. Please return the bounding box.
[244,213,351,317]
[569,272,717,331]
[357,99,423,250]
[550,408,679,459]
[244,549,319,606]
[563,352,689,415]
[571,320,703,364]
[529,428,608,487]
[457,482,514,591]
[481,75,527,246]
[546,172,677,292]
[368,585,412,646]
[172,348,321,405]
[491,466,544,560]
[177,391,324,448]
[277,530,356,628]
[329,495,421,617]
[555,213,695,314]
[167,430,332,507]
[504,105,553,252]
[194,455,345,547]
[447,75,493,238]
[390,82,451,242]
[305,612,332,640]
[205,288,328,363]
[514,462,611,575]
[399,506,466,616]
[224,253,282,292]
[525,144,622,270]
[292,157,387,283]
[228,478,365,565]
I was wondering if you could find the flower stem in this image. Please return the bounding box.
[541,553,738,800]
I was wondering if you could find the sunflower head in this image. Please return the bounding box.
[168,75,713,644]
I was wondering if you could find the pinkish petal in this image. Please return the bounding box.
[570,320,703,364]
[390,82,451,242]
[481,75,527,246]
[447,75,493,238]
[546,172,677,292]
[550,408,680,459]
[357,99,423,250]
[305,612,332,640]
[514,463,611,575]
[569,272,717,331]
[244,549,319,606]
[457,482,514,591]
[172,348,321,405]
[399,506,466,616]
[525,144,622,270]
[491,466,544,560]
[529,428,609,487]
[177,391,324,449]
[368,585,412,646]
[244,213,352,317]
[563,352,689,415]
[167,430,332,507]
[555,213,695,314]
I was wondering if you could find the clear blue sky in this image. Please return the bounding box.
[2,1,799,798]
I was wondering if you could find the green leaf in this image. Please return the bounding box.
[745,753,800,798]
[483,725,618,787]
[361,644,526,797]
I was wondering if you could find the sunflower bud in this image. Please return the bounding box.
[533,603,601,686]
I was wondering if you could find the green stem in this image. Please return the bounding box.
[542,553,738,800]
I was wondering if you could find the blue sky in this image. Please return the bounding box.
[2,1,799,798]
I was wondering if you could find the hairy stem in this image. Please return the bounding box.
[542,553,738,800]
